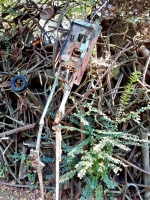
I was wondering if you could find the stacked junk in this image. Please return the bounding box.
[1,1,150,200]
[0,1,101,199]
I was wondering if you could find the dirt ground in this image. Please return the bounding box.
[0,184,53,200]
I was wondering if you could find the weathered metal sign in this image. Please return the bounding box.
[60,19,101,85]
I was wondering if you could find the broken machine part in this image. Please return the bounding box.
[60,19,101,85]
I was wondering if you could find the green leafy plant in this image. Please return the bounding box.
[8,152,29,163]
[8,152,37,187]
[119,104,150,124]
[116,71,141,123]
[58,98,146,199]
[0,162,8,178]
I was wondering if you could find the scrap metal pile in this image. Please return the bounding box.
[0,0,150,199]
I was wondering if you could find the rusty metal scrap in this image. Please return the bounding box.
[60,19,101,85]
[0,1,149,200]
[0,0,101,198]
[0,2,63,196]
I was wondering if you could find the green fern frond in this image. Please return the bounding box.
[120,104,150,123]
[95,185,103,200]
[60,170,76,183]
[116,71,141,123]
[101,173,116,189]
[59,98,148,198]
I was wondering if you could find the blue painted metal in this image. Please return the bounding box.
[10,75,27,92]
